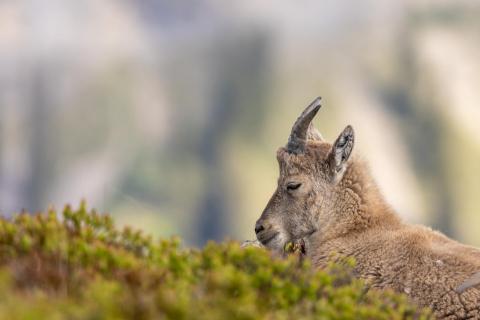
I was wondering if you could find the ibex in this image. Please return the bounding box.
[254,97,480,319]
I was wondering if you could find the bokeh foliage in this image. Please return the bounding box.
[0,204,431,319]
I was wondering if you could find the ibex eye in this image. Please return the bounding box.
[286,183,302,191]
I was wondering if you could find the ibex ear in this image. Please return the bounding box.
[328,125,354,180]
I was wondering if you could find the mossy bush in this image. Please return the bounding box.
[0,204,431,319]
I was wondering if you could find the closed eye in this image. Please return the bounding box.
[286,182,302,191]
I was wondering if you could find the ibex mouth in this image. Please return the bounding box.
[257,231,279,245]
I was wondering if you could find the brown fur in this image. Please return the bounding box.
[255,122,480,319]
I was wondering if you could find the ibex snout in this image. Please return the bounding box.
[254,217,280,246]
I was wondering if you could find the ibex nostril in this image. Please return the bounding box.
[255,223,265,234]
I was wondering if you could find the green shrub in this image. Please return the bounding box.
[0,203,432,319]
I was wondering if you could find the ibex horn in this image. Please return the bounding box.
[287,97,322,154]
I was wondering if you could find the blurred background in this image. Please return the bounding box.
[1,0,480,247]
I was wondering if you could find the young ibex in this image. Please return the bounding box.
[255,97,480,319]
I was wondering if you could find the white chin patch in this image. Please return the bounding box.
[268,232,288,251]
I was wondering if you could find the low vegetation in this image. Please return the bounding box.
[0,204,431,319]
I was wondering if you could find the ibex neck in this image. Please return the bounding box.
[324,159,402,241]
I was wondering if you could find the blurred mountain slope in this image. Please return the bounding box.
[0,0,479,245]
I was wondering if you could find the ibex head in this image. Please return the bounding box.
[255,97,355,252]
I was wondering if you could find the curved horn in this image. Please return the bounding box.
[287,97,322,154]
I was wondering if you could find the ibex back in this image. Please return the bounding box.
[255,97,480,319]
